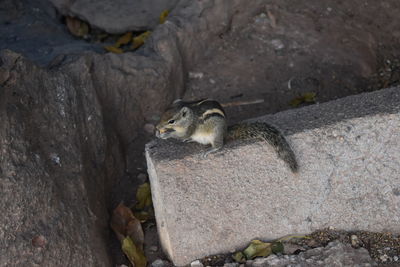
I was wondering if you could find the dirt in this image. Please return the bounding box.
[184,0,400,123]
[199,229,400,266]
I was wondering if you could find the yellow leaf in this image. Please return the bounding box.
[159,10,169,24]
[132,31,151,50]
[289,92,316,107]
[243,240,272,259]
[66,16,89,37]
[104,45,124,54]
[289,98,302,107]
[232,251,246,263]
[135,182,152,210]
[122,237,147,267]
[303,92,317,102]
[116,32,133,47]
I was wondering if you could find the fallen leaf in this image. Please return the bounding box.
[243,240,272,259]
[135,182,152,210]
[122,236,147,267]
[116,32,133,47]
[289,92,316,107]
[104,45,124,54]
[159,10,169,24]
[271,242,284,254]
[277,235,311,242]
[110,203,144,248]
[126,219,144,249]
[132,31,151,50]
[66,16,89,37]
[232,251,246,263]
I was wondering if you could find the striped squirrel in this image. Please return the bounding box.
[155,99,298,172]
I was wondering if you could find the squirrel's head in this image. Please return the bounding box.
[156,102,194,140]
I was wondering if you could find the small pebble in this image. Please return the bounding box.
[149,245,159,252]
[209,79,216,84]
[393,256,398,261]
[350,235,359,247]
[32,235,46,248]
[191,260,204,267]
[270,39,284,50]
[189,72,204,79]
[380,254,389,262]
[152,259,168,267]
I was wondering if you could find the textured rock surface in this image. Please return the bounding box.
[0,49,119,266]
[49,0,179,33]
[249,241,377,267]
[0,0,264,265]
[146,87,400,266]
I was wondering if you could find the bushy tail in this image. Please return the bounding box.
[227,122,298,172]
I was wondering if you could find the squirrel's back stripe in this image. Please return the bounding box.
[202,108,225,120]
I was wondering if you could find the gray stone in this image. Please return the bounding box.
[1,0,259,266]
[146,87,400,265]
[49,0,179,33]
[152,259,169,267]
[190,259,204,267]
[0,49,119,266]
[247,241,376,266]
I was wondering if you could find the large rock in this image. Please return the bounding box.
[146,87,400,266]
[1,0,264,265]
[0,49,119,266]
[50,0,179,33]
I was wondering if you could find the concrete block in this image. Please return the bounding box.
[145,87,400,266]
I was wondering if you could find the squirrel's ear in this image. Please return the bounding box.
[180,106,190,117]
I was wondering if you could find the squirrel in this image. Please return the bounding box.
[155,99,298,172]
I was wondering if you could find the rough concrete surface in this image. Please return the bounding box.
[146,87,400,266]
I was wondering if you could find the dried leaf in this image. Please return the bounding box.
[243,240,272,259]
[159,10,170,24]
[271,242,284,254]
[110,203,144,248]
[126,219,144,249]
[132,31,151,50]
[135,182,152,210]
[289,92,316,107]
[116,32,133,47]
[276,235,311,242]
[66,16,89,37]
[122,236,147,267]
[232,251,246,263]
[104,45,124,54]
[303,92,317,102]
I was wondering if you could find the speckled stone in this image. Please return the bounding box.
[146,87,400,266]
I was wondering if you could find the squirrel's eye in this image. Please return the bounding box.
[168,119,175,124]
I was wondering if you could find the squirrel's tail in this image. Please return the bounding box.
[227,122,298,172]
